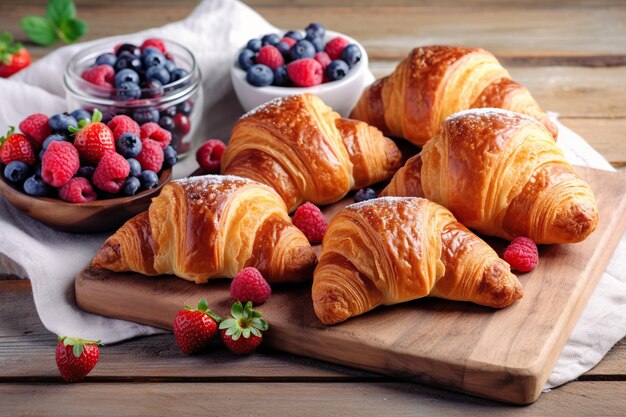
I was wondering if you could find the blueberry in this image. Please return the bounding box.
[116,132,142,158]
[275,42,291,59]
[163,145,178,168]
[141,46,160,56]
[121,176,141,196]
[48,114,78,135]
[341,44,362,68]
[246,38,262,52]
[261,33,281,46]
[246,64,274,87]
[158,116,175,131]
[114,68,140,87]
[176,101,193,116]
[238,49,256,71]
[116,43,140,57]
[23,175,51,196]
[289,40,316,60]
[33,164,41,177]
[170,68,189,83]
[305,23,325,39]
[273,66,290,86]
[3,161,30,183]
[161,106,177,118]
[142,79,164,98]
[145,66,170,85]
[100,109,117,124]
[70,109,91,123]
[114,55,142,73]
[95,53,117,67]
[42,133,68,151]
[142,50,166,68]
[326,60,350,81]
[77,166,95,179]
[116,82,142,100]
[139,170,159,189]
[38,149,46,161]
[127,158,142,177]
[164,60,176,72]
[284,30,303,41]
[354,187,377,202]
[305,34,324,52]
[133,107,160,125]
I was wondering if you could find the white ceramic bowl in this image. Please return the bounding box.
[231,30,374,117]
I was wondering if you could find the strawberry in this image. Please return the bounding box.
[0,127,36,165]
[173,298,222,355]
[0,32,31,78]
[71,109,115,165]
[219,301,268,355]
[55,336,100,382]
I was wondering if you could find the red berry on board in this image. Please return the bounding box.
[219,301,268,355]
[230,267,271,305]
[55,336,100,382]
[173,298,222,355]
[503,237,539,272]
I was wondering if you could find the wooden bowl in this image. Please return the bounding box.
[0,169,172,233]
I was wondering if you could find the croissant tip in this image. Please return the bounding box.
[91,241,122,271]
[480,260,524,308]
[279,245,318,283]
[312,286,351,325]
[548,200,599,243]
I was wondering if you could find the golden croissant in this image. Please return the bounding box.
[92,175,317,283]
[381,109,598,244]
[312,197,523,325]
[221,93,403,212]
[350,45,558,146]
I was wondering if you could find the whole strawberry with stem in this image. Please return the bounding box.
[55,336,100,382]
[173,298,222,355]
[0,126,35,165]
[0,32,31,78]
[70,109,115,165]
[219,301,268,355]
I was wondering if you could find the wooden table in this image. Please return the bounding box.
[1,0,625,415]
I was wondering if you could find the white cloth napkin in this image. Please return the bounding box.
[0,0,624,390]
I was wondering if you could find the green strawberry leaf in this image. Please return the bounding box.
[231,301,244,319]
[20,16,58,46]
[57,17,87,44]
[205,310,222,323]
[250,327,261,337]
[242,328,251,339]
[0,126,15,145]
[46,0,76,27]
[251,318,268,331]
[218,318,236,330]
[72,343,84,357]
[91,108,102,123]
[197,298,209,312]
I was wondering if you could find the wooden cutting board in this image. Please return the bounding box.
[75,166,626,405]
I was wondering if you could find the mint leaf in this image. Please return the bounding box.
[46,0,76,27]
[58,17,87,44]
[21,16,58,46]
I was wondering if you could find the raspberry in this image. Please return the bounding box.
[230,267,272,305]
[19,113,51,148]
[81,64,115,88]
[107,115,141,141]
[59,177,97,203]
[324,36,350,60]
[41,141,80,187]
[196,139,226,174]
[140,38,167,53]
[256,46,285,70]
[292,202,328,243]
[503,236,539,272]
[136,139,164,172]
[140,122,172,149]
[287,58,323,87]
[280,37,296,47]
[93,151,131,193]
[314,52,332,71]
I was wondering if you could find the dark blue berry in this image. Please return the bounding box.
[127,158,142,177]
[163,145,178,168]
[275,42,291,59]
[116,132,142,158]
[139,170,159,189]
[158,116,175,131]
[141,46,160,56]
[42,133,68,151]
[161,106,177,118]
[305,23,325,39]
[116,43,140,57]
[145,66,170,85]
[3,161,29,183]
[142,50,166,68]
[70,109,91,123]
[176,101,193,116]
[246,64,274,87]
[95,53,117,67]
[48,114,78,135]
[114,55,142,73]
[289,40,316,60]
[170,68,188,83]
[133,108,160,125]
[246,38,262,52]
[305,34,324,53]
[38,149,46,161]
[142,79,164,98]
[326,60,350,81]
[77,166,95,179]
[273,66,290,86]
[354,187,377,202]
[284,30,303,41]
[261,33,281,46]
[23,175,51,197]
[100,110,117,124]
[164,60,176,72]
[116,82,141,100]
[114,68,140,87]
[121,176,141,196]
[238,49,256,71]
[341,44,362,68]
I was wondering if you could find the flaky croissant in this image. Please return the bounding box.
[381,109,598,244]
[350,46,558,146]
[312,197,523,325]
[92,175,317,283]
[221,93,403,212]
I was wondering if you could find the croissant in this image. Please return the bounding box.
[350,45,558,146]
[381,109,599,244]
[312,197,523,325]
[92,175,317,283]
[221,93,403,212]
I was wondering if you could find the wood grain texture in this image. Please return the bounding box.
[75,167,626,404]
